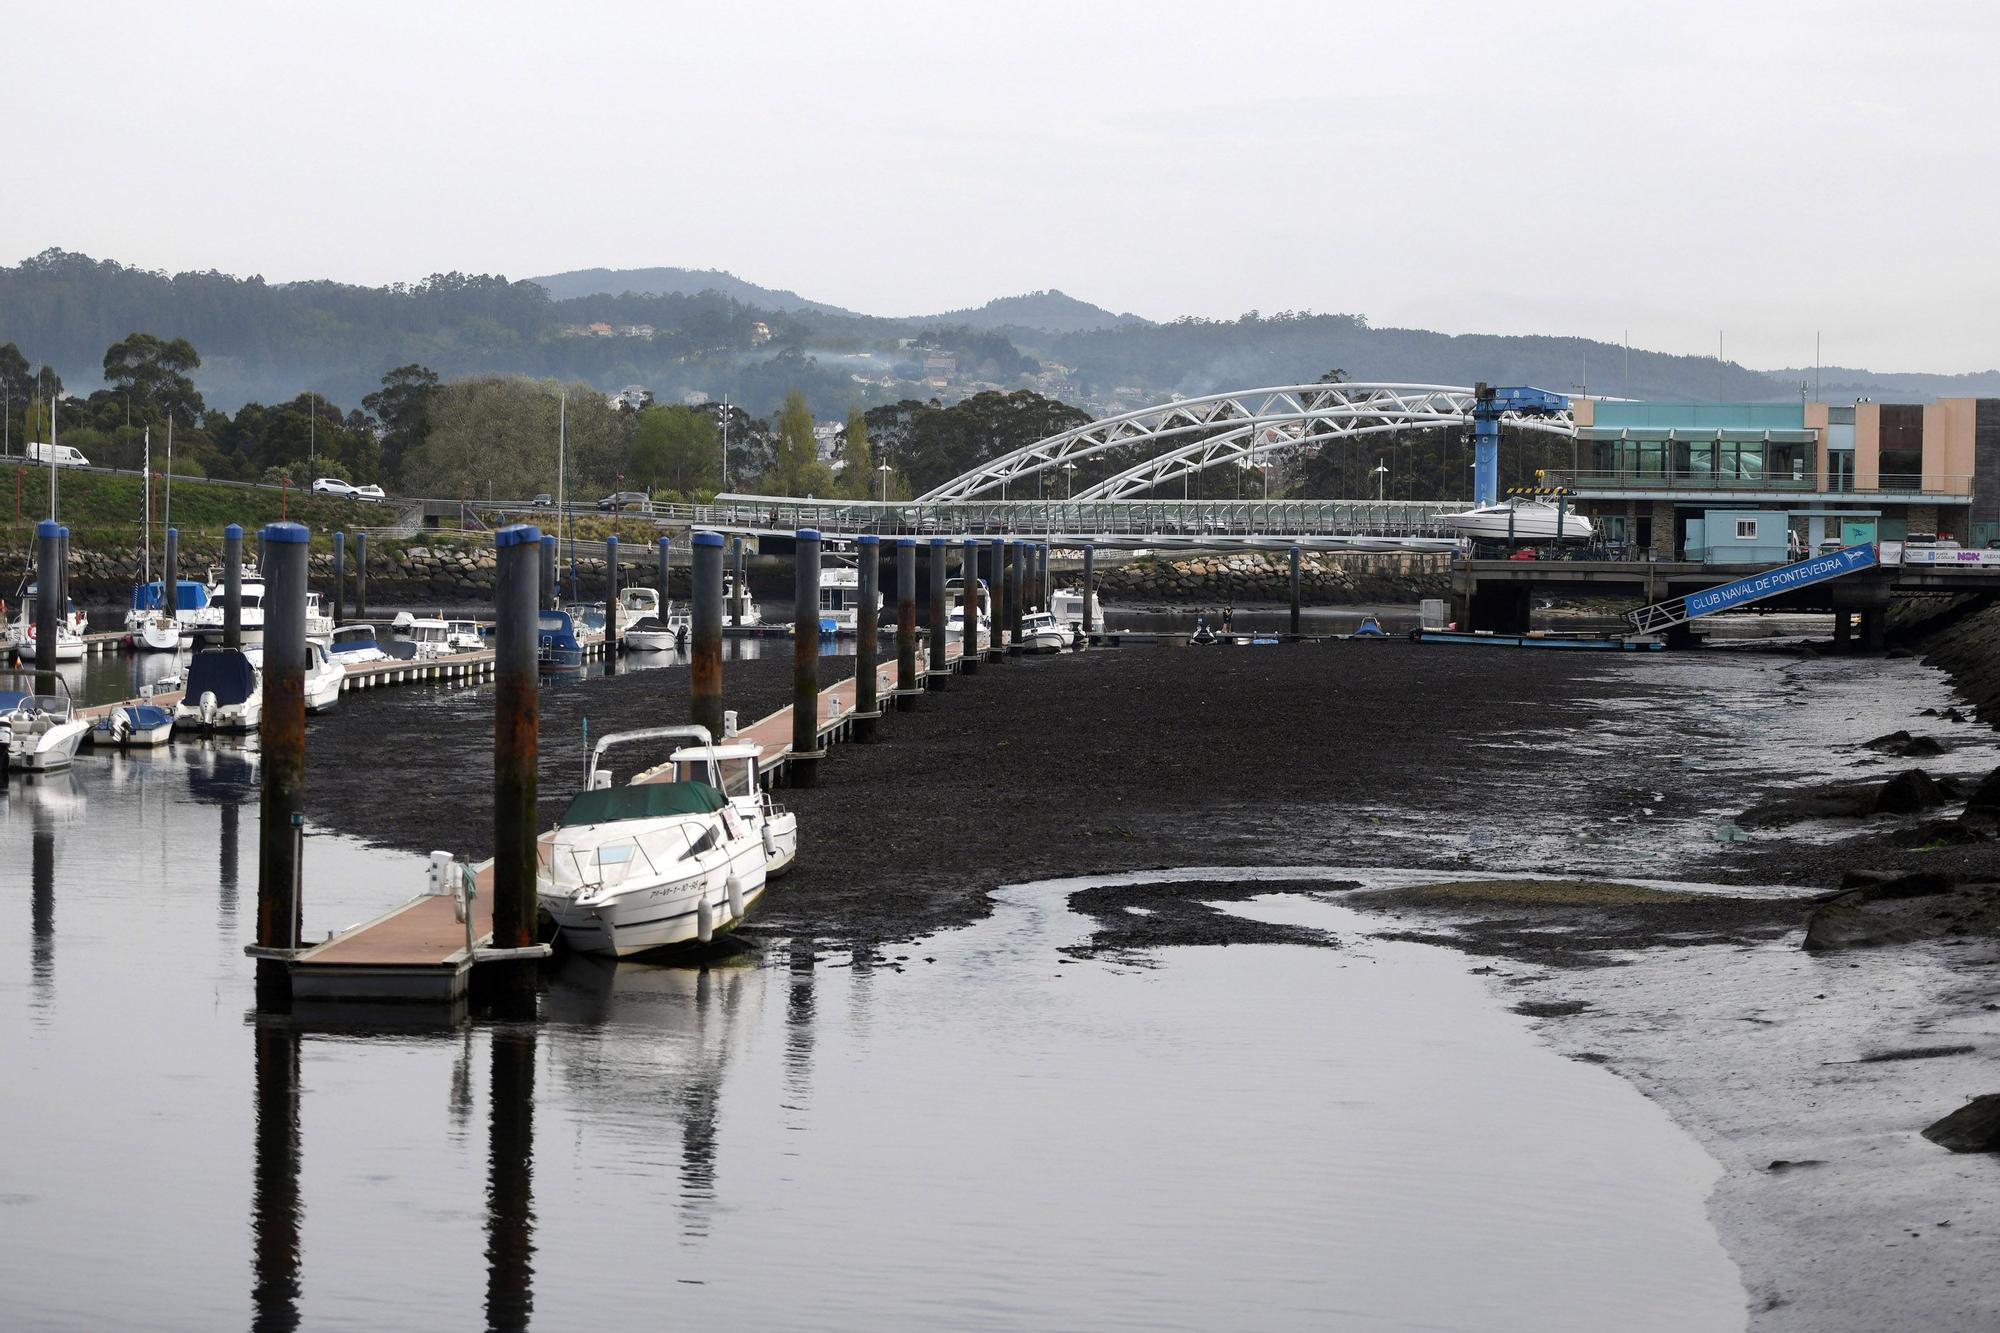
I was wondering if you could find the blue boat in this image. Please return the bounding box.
[1411,629,1665,652]
[538,609,584,672]
[91,702,175,747]
[128,579,210,613]
[1354,615,1388,637]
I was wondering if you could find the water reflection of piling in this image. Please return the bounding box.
[484,1025,537,1333]
[927,537,948,690]
[854,535,881,742]
[31,804,54,1008]
[492,524,542,1022]
[784,941,817,1112]
[256,522,310,1013]
[791,528,822,785]
[223,524,242,650]
[1082,543,1097,637]
[690,532,724,739]
[34,520,59,692]
[220,802,241,925]
[677,969,721,1239]
[895,537,917,707]
[603,534,619,673]
[250,1020,303,1333]
[960,537,980,673]
[988,538,1007,664]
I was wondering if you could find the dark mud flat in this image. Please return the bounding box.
[755,642,1654,951]
[306,656,852,861]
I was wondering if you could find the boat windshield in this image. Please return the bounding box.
[541,824,704,890]
[559,781,725,828]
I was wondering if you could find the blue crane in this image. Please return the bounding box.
[1470,383,1570,509]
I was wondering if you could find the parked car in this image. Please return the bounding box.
[351,484,386,502]
[596,490,649,512]
[531,493,554,508]
[312,477,356,497]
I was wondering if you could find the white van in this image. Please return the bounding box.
[27,442,89,468]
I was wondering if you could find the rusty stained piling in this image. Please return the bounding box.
[959,537,980,673]
[927,537,949,689]
[539,534,556,612]
[331,531,345,624]
[59,526,70,612]
[987,538,1007,664]
[33,520,59,692]
[164,524,181,619]
[603,534,620,671]
[894,537,918,707]
[254,521,310,1012]
[690,532,725,739]
[490,523,542,1021]
[853,535,882,741]
[791,528,823,785]
[352,532,367,618]
[1289,545,1302,637]
[223,525,243,649]
[1082,544,1097,636]
[730,536,745,627]
[656,536,671,607]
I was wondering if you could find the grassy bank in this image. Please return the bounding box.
[0,467,393,555]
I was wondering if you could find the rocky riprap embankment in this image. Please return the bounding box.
[1094,550,1447,604]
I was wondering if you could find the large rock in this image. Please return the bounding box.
[1922,1094,2000,1152]
[1874,769,1952,815]
[1863,729,1947,758]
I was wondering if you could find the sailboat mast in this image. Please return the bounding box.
[558,393,568,602]
[47,390,57,521]
[143,426,152,584]
[164,416,174,574]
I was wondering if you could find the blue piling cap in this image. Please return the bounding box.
[166,526,179,538]
[991,536,1007,545]
[262,521,309,545]
[36,519,59,538]
[333,530,343,541]
[896,536,916,547]
[796,527,822,541]
[495,523,542,548]
[606,534,619,546]
[223,524,240,539]
[658,536,670,546]
[857,534,880,546]
[540,533,556,548]
[930,537,949,546]
[59,526,69,538]
[693,532,724,548]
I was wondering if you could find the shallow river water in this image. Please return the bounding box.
[1,735,1751,1330]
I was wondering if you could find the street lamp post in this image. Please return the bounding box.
[877,460,893,503]
[1062,461,1077,499]
[1373,460,1388,502]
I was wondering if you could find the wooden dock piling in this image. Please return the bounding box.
[854,534,881,741]
[961,536,980,672]
[255,521,310,1011]
[603,534,619,671]
[792,527,823,786]
[895,537,918,706]
[927,536,948,689]
[489,522,542,1020]
[223,524,242,649]
[691,532,724,739]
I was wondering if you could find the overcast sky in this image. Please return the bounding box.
[11,0,1997,372]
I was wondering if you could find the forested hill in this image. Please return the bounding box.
[527,264,855,314]
[3,247,1977,417]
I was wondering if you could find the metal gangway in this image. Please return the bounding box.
[1624,545,1879,634]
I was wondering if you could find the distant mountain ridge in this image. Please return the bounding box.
[914,288,1148,334]
[527,265,858,316]
[1767,365,2000,401]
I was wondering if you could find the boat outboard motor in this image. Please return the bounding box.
[199,691,218,728]
[108,708,133,746]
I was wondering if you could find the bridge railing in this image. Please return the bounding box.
[690,493,1469,538]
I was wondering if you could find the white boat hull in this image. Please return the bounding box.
[10,720,90,772]
[1023,627,1068,654]
[625,628,685,652]
[541,844,767,957]
[174,698,262,733]
[758,809,799,877]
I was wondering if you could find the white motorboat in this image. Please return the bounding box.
[537,725,770,957]
[946,578,992,636]
[405,615,455,659]
[328,622,391,665]
[14,615,86,662]
[91,701,175,748]
[570,602,608,649]
[125,578,208,651]
[1050,585,1102,630]
[245,640,346,713]
[305,592,334,641]
[723,573,762,626]
[623,615,687,652]
[173,647,262,733]
[620,586,662,620]
[444,618,484,653]
[0,673,91,774]
[182,566,266,643]
[1442,501,1594,543]
[664,741,797,877]
[1020,610,1071,654]
[817,563,875,635]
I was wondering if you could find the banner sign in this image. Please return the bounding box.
[1684,544,1877,619]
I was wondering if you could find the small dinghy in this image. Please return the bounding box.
[92,702,175,748]
[1354,615,1388,638]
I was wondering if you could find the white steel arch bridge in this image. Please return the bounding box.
[915,382,1579,504]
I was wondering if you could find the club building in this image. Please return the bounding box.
[1557,398,2000,558]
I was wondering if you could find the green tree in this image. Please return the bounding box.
[401,376,628,500]
[102,332,205,425]
[0,342,31,413]
[837,404,875,498]
[630,404,718,498]
[363,364,439,480]
[762,389,835,496]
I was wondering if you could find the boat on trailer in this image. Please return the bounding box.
[1442,501,1594,544]
[537,725,771,957]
